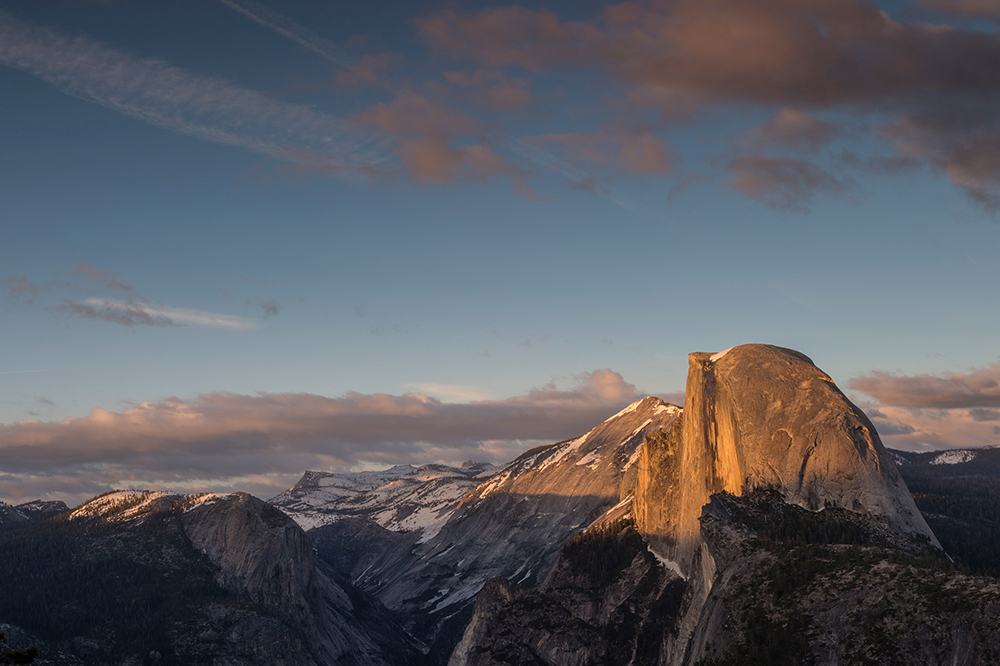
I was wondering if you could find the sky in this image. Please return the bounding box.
[2,0,1000,505]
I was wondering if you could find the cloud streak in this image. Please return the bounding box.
[0,370,646,505]
[59,298,260,329]
[0,11,388,177]
[4,263,264,330]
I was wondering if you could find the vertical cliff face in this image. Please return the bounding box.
[635,344,938,577]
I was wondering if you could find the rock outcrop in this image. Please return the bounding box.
[635,344,937,576]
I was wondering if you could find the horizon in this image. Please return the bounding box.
[4,0,1000,505]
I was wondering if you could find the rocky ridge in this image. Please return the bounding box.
[0,499,68,529]
[0,489,424,665]
[271,461,495,536]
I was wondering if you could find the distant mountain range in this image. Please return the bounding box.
[3,344,1000,665]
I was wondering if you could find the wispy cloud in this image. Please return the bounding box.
[1,274,40,304]
[3,263,264,330]
[0,370,646,505]
[65,298,260,329]
[404,382,493,402]
[0,11,388,176]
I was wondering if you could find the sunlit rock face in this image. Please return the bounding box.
[635,344,938,575]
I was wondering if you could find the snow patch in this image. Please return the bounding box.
[605,400,644,422]
[623,445,644,472]
[629,418,653,439]
[575,448,602,468]
[653,404,680,416]
[930,450,977,465]
[535,434,588,472]
[71,490,172,522]
[648,545,687,580]
[710,347,734,362]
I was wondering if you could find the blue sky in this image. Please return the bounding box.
[2,0,1000,503]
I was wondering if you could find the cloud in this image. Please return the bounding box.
[0,369,647,505]
[881,109,1000,209]
[67,261,138,294]
[416,0,1000,208]
[865,403,1000,450]
[211,0,643,210]
[744,108,837,148]
[969,408,1000,422]
[850,363,1000,409]
[418,0,1000,106]
[921,0,1000,20]
[851,363,1000,451]
[51,299,260,329]
[404,383,493,402]
[6,263,261,330]
[334,53,397,89]
[259,300,279,320]
[355,93,479,140]
[728,155,854,212]
[0,11,387,178]
[530,130,674,176]
[444,69,533,110]
[53,299,176,328]
[1,273,40,304]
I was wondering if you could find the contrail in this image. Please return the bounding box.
[214,0,646,211]
[0,11,391,176]
[214,0,353,67]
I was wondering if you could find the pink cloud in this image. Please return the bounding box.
[851,363,1000,451]
[0,370,649,505]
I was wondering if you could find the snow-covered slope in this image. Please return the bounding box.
[271,461,496,539]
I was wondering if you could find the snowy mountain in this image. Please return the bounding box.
[271,461,495,538]
[889,445,1000,477]
[0,499,68,529]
